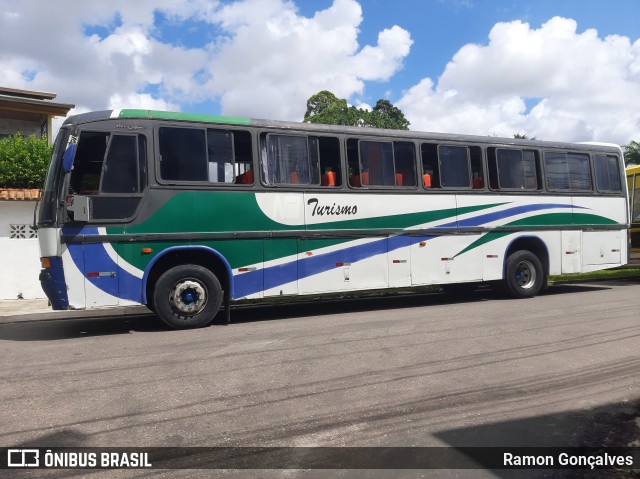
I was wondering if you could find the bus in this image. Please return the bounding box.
[626,164,640,260]
[37,110,629,329]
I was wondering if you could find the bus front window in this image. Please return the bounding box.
[65,130,147,223]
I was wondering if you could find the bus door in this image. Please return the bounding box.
[62,129,148,308]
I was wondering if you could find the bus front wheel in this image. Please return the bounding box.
[153,264,222,329]
[502,250,544,299]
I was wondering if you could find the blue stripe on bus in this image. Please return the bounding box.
[234,234,435,299]
[64,227,143,303]
[455,203,577,228]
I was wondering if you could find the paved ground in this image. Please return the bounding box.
[1,282,639,478]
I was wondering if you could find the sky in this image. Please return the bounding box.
[1,0,640,145]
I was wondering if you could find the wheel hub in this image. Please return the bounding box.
[515,260,536,289]
[170,280,207,315]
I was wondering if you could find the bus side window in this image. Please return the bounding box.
[394,141,417,187]
[594,154,622,193]
[262,134,319,186]
[207,130,234,183]
[232,130,254,185]
[439,145,470,188]
[159,127,207,182]
[489,148,540,191]
[359,140,395,187]
[101,135,139,193]
[347,139,362,187]
[69,131,110,195]
[469,146,484,189]
[544,151,592,192]
[67,131,146,222]
[206,128,254,185]
[317,136,342,187]
[420,143,440,188]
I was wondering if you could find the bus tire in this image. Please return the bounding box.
[502,250,544,299]
[153,264,222,329]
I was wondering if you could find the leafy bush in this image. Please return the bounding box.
[0,133,52,188]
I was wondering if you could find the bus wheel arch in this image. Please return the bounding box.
[143,247,232,328]
[502,237,549,298]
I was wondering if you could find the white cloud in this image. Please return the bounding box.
[0,0,412,124]
[398,17,640,144]
[204,0,413,119]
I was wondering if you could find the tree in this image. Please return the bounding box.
[513,133,536,140]
[371,99,410,130]
[623,140,640,166]
[0,133,52,188]
[304,90,410,130]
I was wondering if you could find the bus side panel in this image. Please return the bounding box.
[297,237,389,294]
[574,196,627,269]
[263,239,297,297]
[61,245,87,309]
[388,235,411,288]
[409,194,458,286]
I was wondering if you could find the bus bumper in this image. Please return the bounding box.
[39,256,69,310]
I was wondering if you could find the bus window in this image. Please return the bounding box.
[359,140,395,187]
[159,127,252,184]
[101,135,139,193]
[68,130,147,221]
[347,139,414,188]
[488,148,540,190]
[69,131,109,195]
[420,143,440,188]
[544,151,592,192]
[207,130,234,183]
[470,147,484,189]
[394,141,417,187]
[439,145,470,188]
[318,136,342,187]
[159,127,207,181]
[263,134,319,185]
[594,154,622,193]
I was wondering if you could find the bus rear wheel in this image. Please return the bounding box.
[502,250,544,299]
[153,264,222,329]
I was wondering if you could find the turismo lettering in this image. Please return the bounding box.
[307,198,357,217]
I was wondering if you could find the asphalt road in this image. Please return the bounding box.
[1,281,639,478]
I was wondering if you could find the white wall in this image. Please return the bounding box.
[0,201,45,299]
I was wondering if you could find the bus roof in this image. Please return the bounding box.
[62,109,623,153]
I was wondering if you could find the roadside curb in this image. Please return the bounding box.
[0,302,152,324]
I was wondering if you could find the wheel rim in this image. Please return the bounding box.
[169,279,207,316]
[515,259,536,289]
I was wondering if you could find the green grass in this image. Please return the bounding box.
[549,265,640,283]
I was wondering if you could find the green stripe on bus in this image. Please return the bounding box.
[118,110,251,125]
[453,212,619,258]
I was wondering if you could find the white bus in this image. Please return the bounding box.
[37,110,629,328]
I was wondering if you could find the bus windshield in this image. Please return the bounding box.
[37,127,70,226]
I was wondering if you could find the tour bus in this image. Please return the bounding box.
[37,110,629,329]
[626,164,640,260]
